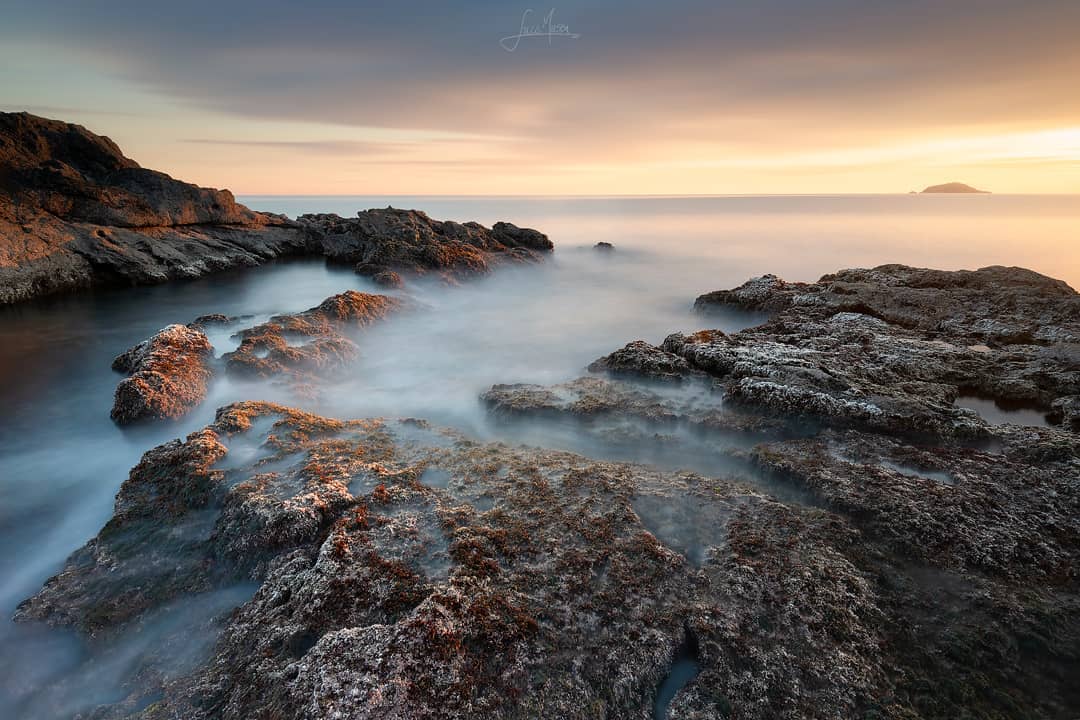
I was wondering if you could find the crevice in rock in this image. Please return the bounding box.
[653,625,701,720]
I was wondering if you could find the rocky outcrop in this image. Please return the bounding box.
[110,323,214,424]
[684,265,1079,434]
[299,209,552,283]
[109,291,401,424]
[222,290,401,380]
[18,395,1080,719]
[0,113,553,303]
[0,112,305,304]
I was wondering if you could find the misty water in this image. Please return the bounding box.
[1,194,1078,717]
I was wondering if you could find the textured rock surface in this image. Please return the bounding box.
[110,323,214,424]
[0,112,304,304]
[223,290,401,380]
[18,396,1080,719]
[683,265,1080,436]
[301,208,552,282]
[0,113,553,304]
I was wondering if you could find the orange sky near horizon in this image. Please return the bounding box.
[2,2,1079,196]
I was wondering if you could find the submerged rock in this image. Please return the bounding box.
[110,324,214,424]
[300,208,552,282]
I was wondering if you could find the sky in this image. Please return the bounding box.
[1,0,1079,195]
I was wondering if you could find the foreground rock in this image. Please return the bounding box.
[0,113,553,303]
[300,208,552,283]
[109,291,401,424]
[110,324,214,424]
[18,396,1080,719]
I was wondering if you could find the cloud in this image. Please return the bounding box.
[4,0,1079,192]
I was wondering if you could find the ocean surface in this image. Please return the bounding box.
[1,194,1077,717]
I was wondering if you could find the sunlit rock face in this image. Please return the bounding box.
[110,323,215,424]
[223,290,403,380]
[0,112,304,304]
[0,113,553,304]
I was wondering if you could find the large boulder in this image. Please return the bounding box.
[110,324,214,424]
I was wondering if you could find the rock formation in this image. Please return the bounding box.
[223,290,402,380]
[0,112,304,304]
[302,209,552,283]
[0,113,552,304]
[110,323,215,424]
[109,291,402,424]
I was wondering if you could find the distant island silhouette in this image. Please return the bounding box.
[920,182,990,194]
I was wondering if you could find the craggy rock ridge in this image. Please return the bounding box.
[110,323,215,424]
[10,402,895,719]
[298,208,553,283]
[0,112,303,304]
[0,113,553,303]
[479,264,1080,716]
[110,291,401,424]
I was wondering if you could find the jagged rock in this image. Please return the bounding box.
[110,324,214,424]
[223,290,401,379]
[0,112,304,304]
[18,401,1080,719]
[594,241,614,252]
[678,266,1080,435]
[298,208,551,282]
[1051,395,1080,430]
[0,114,554,304]
[587,339,701,382]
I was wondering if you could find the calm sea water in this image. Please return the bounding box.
[1,194,1077,716]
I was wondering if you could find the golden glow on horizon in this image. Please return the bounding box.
[147,122,1080,196]
[3,39,1079,196]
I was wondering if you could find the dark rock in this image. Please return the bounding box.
[302,208,551,282]
[110,324,214,424]
[680,265,1080,435]
[587,339,700,382]
[469,264,1080,717]
[0,114,554,304]
[19,398,1080,719]
[594,241,615,251]
[189,313,231,328]
[0,112,304,304]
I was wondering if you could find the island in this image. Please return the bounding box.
[921,182,990,194]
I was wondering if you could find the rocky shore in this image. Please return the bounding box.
[0,112,551,304]
[17,262,1080,718]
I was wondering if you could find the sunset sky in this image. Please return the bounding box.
[2,0,1079,195]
